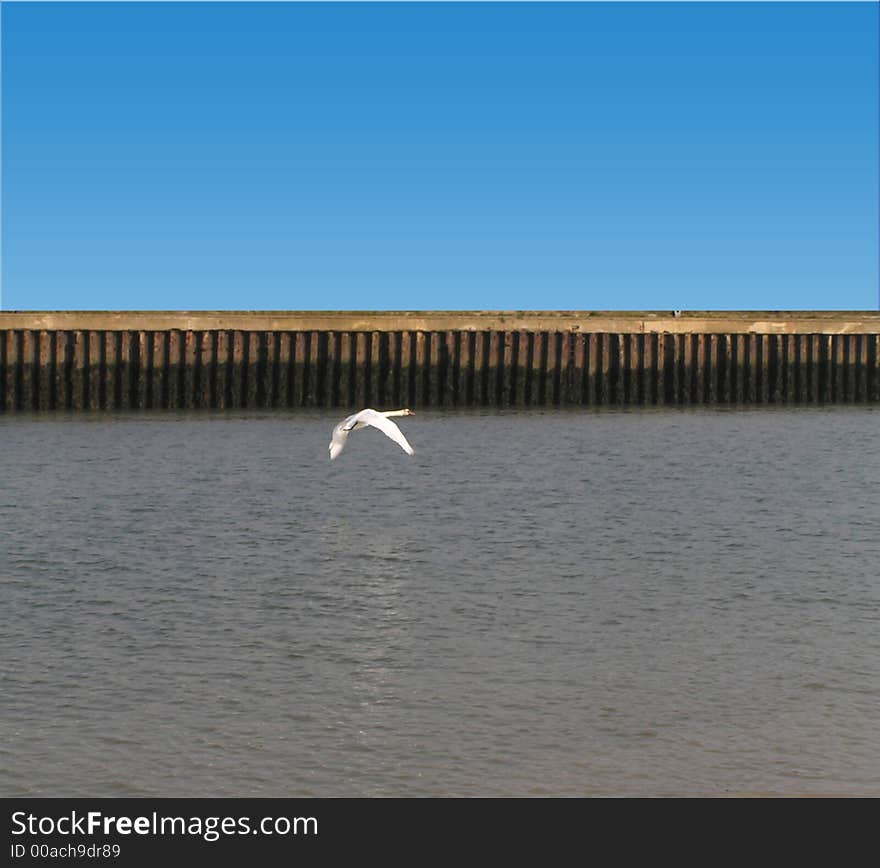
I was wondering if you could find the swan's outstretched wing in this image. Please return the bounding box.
[329,408,414,460]
[348,408,415,456]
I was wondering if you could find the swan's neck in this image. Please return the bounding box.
[381,409,411,418]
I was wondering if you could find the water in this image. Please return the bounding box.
[1,406,878,797]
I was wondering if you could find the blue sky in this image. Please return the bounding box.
[1,1,878,311]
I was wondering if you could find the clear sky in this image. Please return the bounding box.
[1,1,878,311]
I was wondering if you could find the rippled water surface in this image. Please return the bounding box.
[2,407,878,796]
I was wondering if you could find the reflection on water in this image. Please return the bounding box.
[1,406,879,796]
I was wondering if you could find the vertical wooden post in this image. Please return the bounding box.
[152,331,166,410]
[85,331,101,410]
[656,333,667,406]
[795,335,807,403]
[626,332,645,404]
[734,334,745,405]
[324,332,338,408]
[836,334,846,402]
[385,331,399,407]
[544,331,559,407]
[0,331,7,411]
[337,332,352,408]
[473,331,487,406]
[501,330,514,406]
[102,331,117,411]
[55,331,71,410]
[136,331,150,410]
[290,332,305,408]
[598,333,610,405]
[200,330,214,409]
[771,334,783,404]
[784,334,794,403]
[721,334,732,404]
[230,330,245,409]
[36,331,51,410]
[246,331,261,408]
[680,334,693,405]
[425,331,438,407]
[670,333,682,405]
[570,332,585,406]
[217,330,231,409]
[369,330,381,407]
[873,334,880,402]
[4,331,19,411]
[165,330,180,409]
[118,331,132,410]
[845,335,856,403]
[180,329,196,410]
[262,331,276,409]
[19,331,35,411]
[705,335,717,404]
[518,331,530,405]
[642,332,654,405]
[756,335,768,404]
[694,334,705,404]
[400,331,414,407]
[72,331,86,410]
[745,334,756,404]
[856,333,868,402]
[184,331,197,409]
[559,332,573,405]
[808,334,819,403]
[457,331,471,406]
[354,332,368,408]
[445,330,457,407]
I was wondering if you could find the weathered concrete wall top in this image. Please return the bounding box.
[2,310,880,334]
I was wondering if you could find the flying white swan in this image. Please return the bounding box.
[329,408,415,460]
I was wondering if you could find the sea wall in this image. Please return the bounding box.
[2,311,879,410]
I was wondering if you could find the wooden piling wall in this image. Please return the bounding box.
[2,311,879,410]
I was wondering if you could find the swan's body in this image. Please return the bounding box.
[329,408,415,460]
